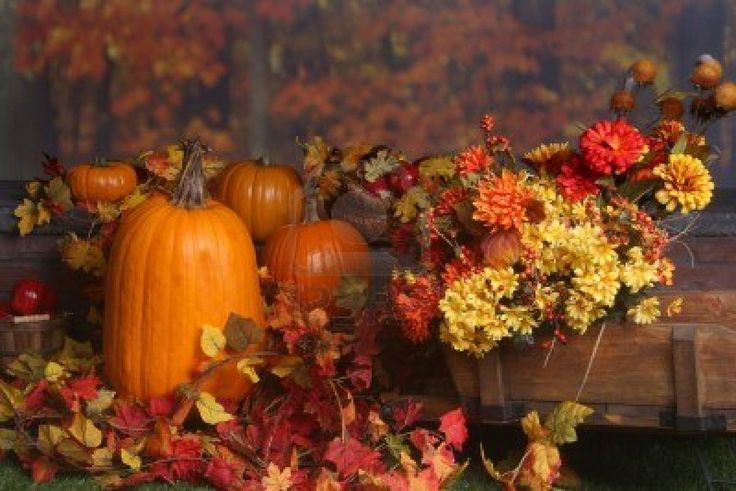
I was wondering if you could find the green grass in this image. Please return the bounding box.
[1,429,735,489]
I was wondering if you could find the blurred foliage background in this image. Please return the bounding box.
[0,0,735,185]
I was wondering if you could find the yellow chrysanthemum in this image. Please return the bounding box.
[523,142,571,171]
[653,154,714,214]
[564,291,605,333]
[627,297,660,324]
[621,247,659,292]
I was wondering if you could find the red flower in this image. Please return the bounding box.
[580,119,646,174]
[455,145,492,174]
[556,155,602,202]
[390,274,441,343]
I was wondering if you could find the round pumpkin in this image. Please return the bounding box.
[261,200,371,309]
[214,159,304,242]
[67,160,138,204]
[103,141,264,401]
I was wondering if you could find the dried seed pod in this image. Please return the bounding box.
[690,95,716,121]
[610,89,636,113]
[691,55,723,89]
[658,96,685,120]
[714,81,736,111]
[631,59,657,84]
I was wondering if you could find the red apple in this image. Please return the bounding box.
[363,177,391,197]
[388,163,419,194]
[10,279,47,315]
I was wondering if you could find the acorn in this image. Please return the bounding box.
[631,59,657,84]
[714,81,736,111]
[690,55,723,89]
[658,96,685,120]
[610,89,636,113]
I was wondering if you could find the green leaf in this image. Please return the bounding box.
[6,353,47,382]
[45,176,74,213]
[543,401,594,445]
[671,134,688,154]
[223,314,264,352]
[196,391,234,425]
[334,275,369,312]
[384,433,410,462]
[617,179,657,203]
[200,324,226,358]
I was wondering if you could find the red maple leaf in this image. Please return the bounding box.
[204,457,237,490]
[392,399,424,431]
[30,456,58,483]
[323,437,384,478]
[68,374,101,400]
[109,402,151,436]
[24,379,48,412]
[438,408,468,451]
[148,394,176,417]
[169,435,204,483]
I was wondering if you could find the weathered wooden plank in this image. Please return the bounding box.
[0,233,60,259]
[671,325,704,419]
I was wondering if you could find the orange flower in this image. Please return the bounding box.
[473,170,534,230]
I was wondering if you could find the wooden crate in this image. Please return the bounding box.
[0,317,66,362]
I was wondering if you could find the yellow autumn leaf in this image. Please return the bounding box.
[200,325,226,358]
[91,447,114,468]
[0,428,18,451]
[0,381,23,422]
[44,361,66,383]
[56,438,92,464]
[666,297,683,317]
[119,185,148,211]
[95,201,120,223]
[120,448,142,471]
[236,357,263,384]
[86,389,116,415]
[37,425,67,455]
[419,155,456,179]
[393,186,430,223]
[59,234,106,276]
[261,463,293,491]
[521,410,548,442]
[6,352,46,382]
[68,412,103,448]
[196,391,234,425]
[14,199,40,236]
[45,176,73,212]
[520,441,562,491]
[25,181,43,199]
[543,401,594,445]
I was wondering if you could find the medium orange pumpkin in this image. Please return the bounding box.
[103,140,264,401]
[214,159,304,242]
[261,199,371,309]
[67,160,138,204]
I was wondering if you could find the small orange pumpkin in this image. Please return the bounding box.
[215,159,304,242]
[261,199,371,309]
[67,160,138,204]
[103,141,264,401]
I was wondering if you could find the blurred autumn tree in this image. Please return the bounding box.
[7,0,726,177]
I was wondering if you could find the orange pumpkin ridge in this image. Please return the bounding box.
[103,141,264,401]
[67,160,137,204]
[215,158,304,243]
[261,195,371,310]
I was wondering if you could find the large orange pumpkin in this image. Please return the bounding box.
[67,160,138,204]
[261,199,371,309]
[103,141,264,401]
[214,159,304,242]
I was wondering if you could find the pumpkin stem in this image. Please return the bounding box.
[172,139,209,209]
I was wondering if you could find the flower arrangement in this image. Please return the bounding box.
[310,56,733,357]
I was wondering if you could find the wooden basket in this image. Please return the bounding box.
[0,316,66,363]
[444,320,736,433]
